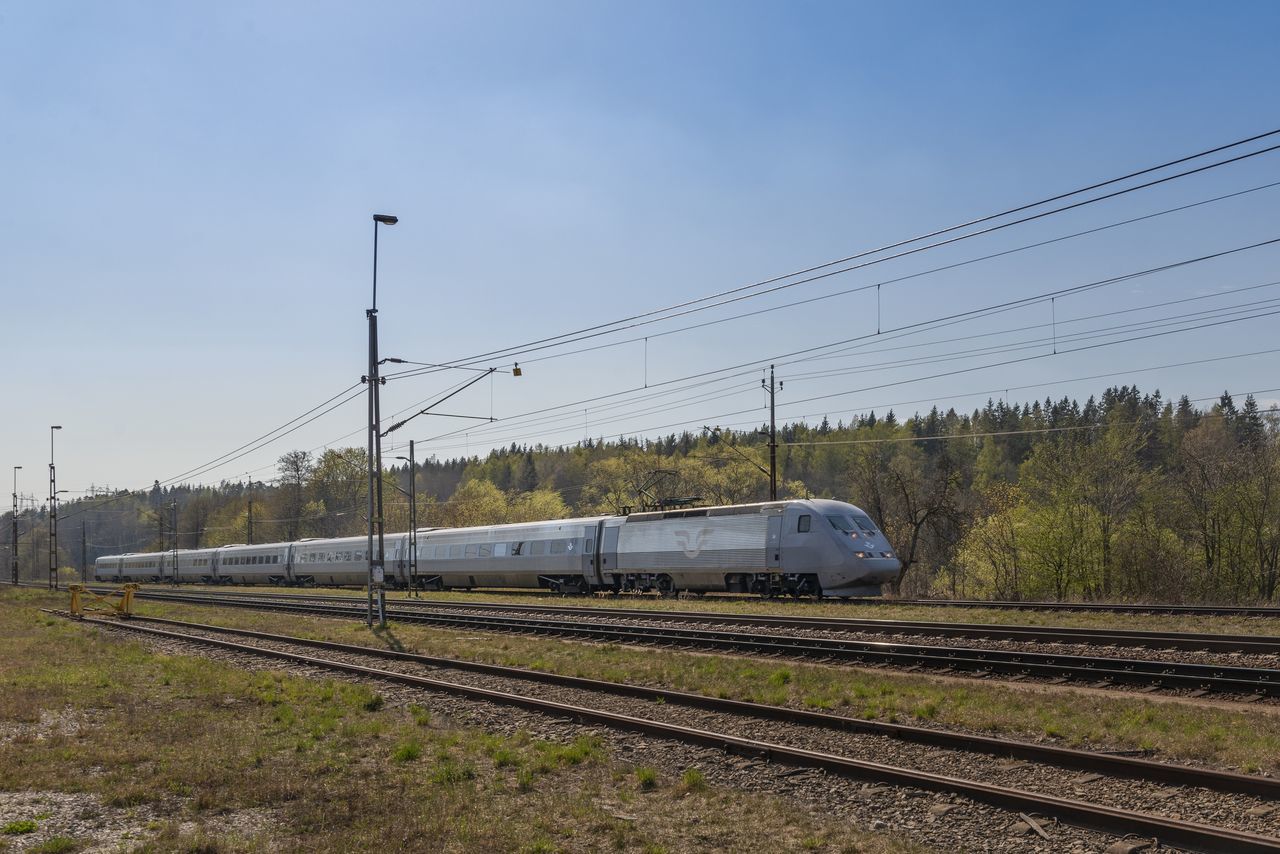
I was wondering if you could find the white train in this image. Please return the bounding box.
[95,499,901,598]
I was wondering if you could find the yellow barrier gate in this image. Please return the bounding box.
[68,584,138,619]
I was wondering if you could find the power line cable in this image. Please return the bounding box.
[408,237,1280,452]
[404,136,1280,373]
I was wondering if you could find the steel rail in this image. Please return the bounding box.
[28,579,1280,616]
[855,597,1280,618]
[119,611,1280,799]
[323,596,1280,654]
[72,585,1280,652]
[58,612,1280,854]
[102,588,1280,697]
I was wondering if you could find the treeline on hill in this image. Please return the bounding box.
[8,386,1280,604]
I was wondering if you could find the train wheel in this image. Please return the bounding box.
[656,574,675,596]
[794,575,822,598]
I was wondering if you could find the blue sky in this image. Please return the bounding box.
[3,1,1279,496]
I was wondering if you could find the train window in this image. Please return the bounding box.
[449,545,463,559]
[464,544,478,558]
[511,542,524,556]
[531,541,546,556]
[549,540,566,555]
[493,543,507,557]
[478,544,491,557]
[826,515,855,534]
[585,539,593,553]
[852,514,879,534]
[798,515,811,533]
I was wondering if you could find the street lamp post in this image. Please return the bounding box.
[366,213,398,627]
[394,440,418,598]
[10,466,20,585]
[49,425,62,590]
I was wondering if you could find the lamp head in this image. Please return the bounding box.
[373,214,399,225]
[51,425,62,431]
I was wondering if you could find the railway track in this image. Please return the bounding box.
[70,584,1280,654]
[83,587,1280,698]
[53,610,1280,853]
[866,597,1280,618]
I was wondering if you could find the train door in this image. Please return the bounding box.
[600,522,621,584]
[391,537,405,586]
[583,520,605,586]
[766,514,782,569]
[284,544,295,584]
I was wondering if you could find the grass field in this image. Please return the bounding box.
[54,587,1280,775]
[0,587,921,853]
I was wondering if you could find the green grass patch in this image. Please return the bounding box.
[635,766,659,790]
[1,820,37,835]
[392,739,422,762]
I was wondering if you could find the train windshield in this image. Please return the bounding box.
[826,514,879,536]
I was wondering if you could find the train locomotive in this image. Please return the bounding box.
[94,498,901,598]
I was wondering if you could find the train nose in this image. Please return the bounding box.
[853,555,902,584]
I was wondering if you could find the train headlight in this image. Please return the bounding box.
[853,551,869,558]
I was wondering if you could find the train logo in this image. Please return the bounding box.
[674,528,712,558]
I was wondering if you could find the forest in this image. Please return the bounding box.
[7,385,1280,604]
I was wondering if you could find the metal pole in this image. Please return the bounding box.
[49,426,61,590]
[366,214,396,627]
[80,519,87,583]
[10,466,20,585]
[374,347,387,622]
[409,439,417,597]
[366,306,378,627]
[171,501,178,586]
[766,365,777,501]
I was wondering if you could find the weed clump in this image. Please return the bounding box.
[679,767,706,792]
[392,739,422,762]
[635,766,658,790]
[431,759,476,786]
[2,819,37,835]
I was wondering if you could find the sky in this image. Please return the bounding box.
[3,0,1280,502]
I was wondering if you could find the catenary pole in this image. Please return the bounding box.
[10,466,20,584]
[367,214,397,626]
[49,426,61,590]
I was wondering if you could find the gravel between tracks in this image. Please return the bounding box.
[84,618,1280,852]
